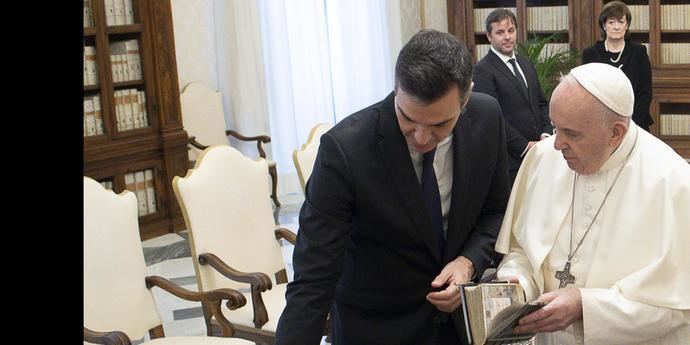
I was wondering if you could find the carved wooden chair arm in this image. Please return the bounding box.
[198,252,273,329]
[198,253,272,291]
[225,129,271,143]
[188,136,210,150]
[145,275,246,337]
[145,275,246,309]
[274,228,297,245]
[83,327,131,345]
[225,129,271,159]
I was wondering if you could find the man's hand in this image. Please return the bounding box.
[426,256,475,313]
[514,287,583,334]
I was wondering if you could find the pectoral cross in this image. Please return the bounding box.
[555,261,575,288]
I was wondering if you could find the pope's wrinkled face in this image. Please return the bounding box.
[550,82,617,175]
[394,84,467,154]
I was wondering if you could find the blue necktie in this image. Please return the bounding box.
[421,148,445,257]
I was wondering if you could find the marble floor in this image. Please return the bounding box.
[134,192,316,344]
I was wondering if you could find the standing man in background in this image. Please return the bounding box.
[473,8,553,185]
[275,29,510,345]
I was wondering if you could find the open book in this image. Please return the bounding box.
[459,282,545,345]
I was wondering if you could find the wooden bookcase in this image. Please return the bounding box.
[83,0,189,240]
[448,0,690,159]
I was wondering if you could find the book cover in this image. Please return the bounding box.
[460,282,544,345]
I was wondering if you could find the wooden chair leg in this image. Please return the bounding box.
[268,166,280,207]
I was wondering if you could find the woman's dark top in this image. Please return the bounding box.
[582,40,653,131]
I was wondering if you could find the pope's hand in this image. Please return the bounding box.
[513,286,583,334]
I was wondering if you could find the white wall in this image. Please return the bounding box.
[397,0,448,44]
[170,0,218,92]
[171,0,449,99]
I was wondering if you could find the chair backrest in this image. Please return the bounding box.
[173,145,285,292]
[180,82,230,161]
[83,177,162,340]
[293,123,332,191]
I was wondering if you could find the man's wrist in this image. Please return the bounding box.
[457,256,476,280]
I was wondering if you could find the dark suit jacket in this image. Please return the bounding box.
[275,92,510,345]
[582,40,653,130]
[473,50,552,179]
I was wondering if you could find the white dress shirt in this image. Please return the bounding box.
[409,134,453,237]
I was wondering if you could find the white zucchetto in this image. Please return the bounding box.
[570,62,634,117]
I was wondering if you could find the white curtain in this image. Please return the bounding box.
[258,0,395,196]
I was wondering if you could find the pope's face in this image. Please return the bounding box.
[550,82,615,175]
[394,84,466,154]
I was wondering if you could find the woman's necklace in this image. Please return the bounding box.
[605,39,625,64]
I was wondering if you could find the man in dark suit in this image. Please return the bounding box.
[275,29,510,345]
[473,8,553,184]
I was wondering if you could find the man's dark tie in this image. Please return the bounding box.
[421,148,445,257]
[508,58,528,96]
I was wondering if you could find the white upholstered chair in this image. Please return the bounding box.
[172,145,306,344]
[83,177,251,345]
[180,82,281,207]
[292,122,333,192]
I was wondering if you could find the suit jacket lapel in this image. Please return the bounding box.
[489,51,529,101]
[444,109,473,262]
[517,55,539,115]
[377,93,442,264]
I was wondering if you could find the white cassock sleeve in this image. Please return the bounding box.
[495,231,540,302]
[580,287,690,345]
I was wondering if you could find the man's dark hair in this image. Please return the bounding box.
[395,29,473,103]
[598,1,632,39]
[485,8,518,34]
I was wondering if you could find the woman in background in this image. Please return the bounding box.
[582,0,653,131]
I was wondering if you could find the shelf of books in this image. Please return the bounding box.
[627,2,651,54]
[83,0,189,240]
[658,1,690,66]
[653,100,690,158]
[525,0,570,59]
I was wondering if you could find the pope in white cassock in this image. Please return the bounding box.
[495,62,690,345]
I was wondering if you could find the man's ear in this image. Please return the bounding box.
[610,121,629,146]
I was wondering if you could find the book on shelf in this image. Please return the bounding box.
[93,94,103,135]
[459,282,545,345]
[144,169,157,213]
[105,0,115,26]
[134,170,149,216]
[114,0,126,26]
[83,0,93,28]
[84,46,98,86]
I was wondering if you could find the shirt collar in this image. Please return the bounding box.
[490,46,516,63]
